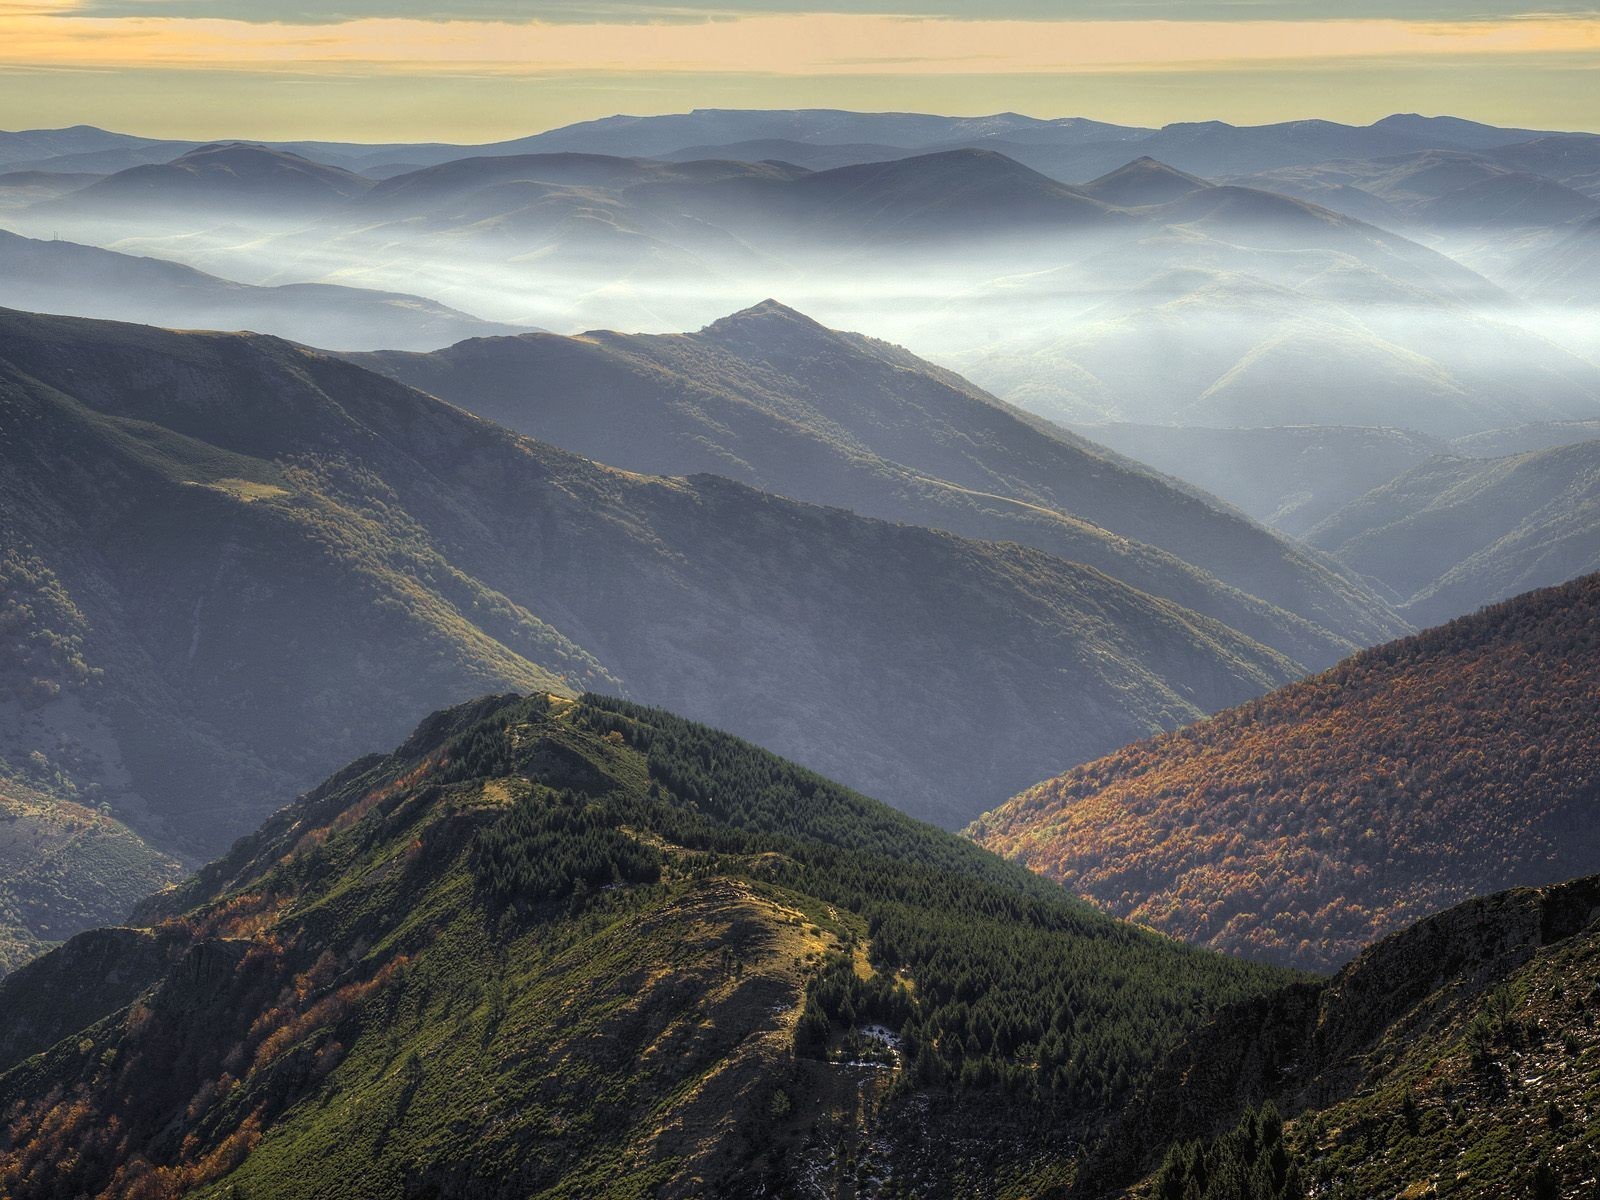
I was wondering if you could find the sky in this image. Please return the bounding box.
[2,1,1599,141]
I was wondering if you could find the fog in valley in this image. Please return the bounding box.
[4,110,1599,622]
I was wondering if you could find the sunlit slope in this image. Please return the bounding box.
[971,573,1600,970]
[0,694,1289,1198]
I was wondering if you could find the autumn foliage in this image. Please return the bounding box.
[971,573,1600,969]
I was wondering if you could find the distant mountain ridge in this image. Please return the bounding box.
[5,110,1593,188]
[1070,422,1449,535]
[0,229,519,350]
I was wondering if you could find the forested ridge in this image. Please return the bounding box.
[972,572,1600,969]
[0,692,1288,1199]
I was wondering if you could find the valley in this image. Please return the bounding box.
[0,72,1597,1200]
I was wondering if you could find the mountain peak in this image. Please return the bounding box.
[1083,156,1210,206]
[698,298,835,346]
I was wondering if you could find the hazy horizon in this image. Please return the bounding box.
[8,104,1600,148]
[3,2,1600,140]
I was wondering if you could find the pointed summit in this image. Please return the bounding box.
[697,298,837,351]
[1082,157,1210,207]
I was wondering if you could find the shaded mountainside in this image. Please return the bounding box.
[0,229,519,351]
[1076,874,1600,1200]
[0,306,1301,866]
[0,694,1290,1198]
[0,546,183,971]
[353,300,1405,669]
[1072,423,1447,537]
[1309,438,1600,625]
[970,573,1600,971]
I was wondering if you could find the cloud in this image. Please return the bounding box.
[4,10,1600,75]
[53,1,1600,22]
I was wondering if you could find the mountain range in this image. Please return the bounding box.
[970,572,1600,970]
[352,300,1402,669]
[0,99,1595,1200]
[0,688,1592,1198]
[3,110,1589,183]
[7,130,1597,445]
[0,304,1336,893]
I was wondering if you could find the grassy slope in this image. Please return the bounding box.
[970,573,1600,970]
[0,694,1289,1199]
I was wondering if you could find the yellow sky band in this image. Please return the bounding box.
[3,11,1600,74]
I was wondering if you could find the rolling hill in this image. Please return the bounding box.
[353,300,1405,669]
[1308,439,1600,624]
[1077,873,1600,1199]
[0,693,1289,1197]
[970,573,1600,970]
[42,143,374,214]
[0,229,518,350]
[0,306,1309,877]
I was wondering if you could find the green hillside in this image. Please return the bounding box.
[0,693,1290,1198]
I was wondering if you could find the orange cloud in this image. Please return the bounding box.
[2,10,1600,75]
